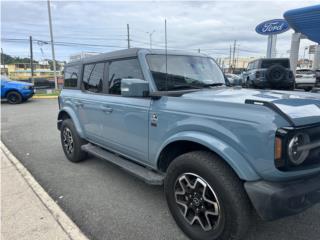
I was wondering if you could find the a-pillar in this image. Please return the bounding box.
[289,32,301,74]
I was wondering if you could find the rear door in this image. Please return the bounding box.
[76,62,108,144]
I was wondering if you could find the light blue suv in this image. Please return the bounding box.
[58,48,320,240]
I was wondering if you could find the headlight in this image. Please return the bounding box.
[275,125,320,171]
[287,133,310,165]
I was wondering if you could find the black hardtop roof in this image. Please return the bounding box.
[66,48,209,66]
[248,58,290,64]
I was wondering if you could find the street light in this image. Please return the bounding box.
[146,30,156,49]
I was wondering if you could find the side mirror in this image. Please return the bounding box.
[121,78,150,97]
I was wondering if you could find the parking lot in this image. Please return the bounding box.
[1,99,319,240]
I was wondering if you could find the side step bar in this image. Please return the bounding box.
[81,143,165,185]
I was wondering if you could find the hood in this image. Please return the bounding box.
[183,87,320,126]
[6,80,33,87]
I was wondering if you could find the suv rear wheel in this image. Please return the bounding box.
[164,151,252,240]
[60,119,87,162]
[7,91,22,104]
[245,78,254,89]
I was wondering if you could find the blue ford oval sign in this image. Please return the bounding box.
[255,19,290,35]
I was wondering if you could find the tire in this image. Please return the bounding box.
[266,64,286,87]
[304,87,312,92]
[245,78,254,89]
[60,119,87,162]
[7,91,22,104]
[164,151,252,240]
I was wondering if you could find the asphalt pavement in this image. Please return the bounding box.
[1,99,320,240]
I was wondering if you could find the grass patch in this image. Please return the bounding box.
[34,90,61,96]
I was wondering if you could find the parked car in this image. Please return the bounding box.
[295,68,319,91]
[1,76,34,104]
[20,77,55,89]
[225,73,242,86]
[57,48,320,240]
[243,58,295,90]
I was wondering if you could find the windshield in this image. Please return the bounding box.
[146,55,225,91]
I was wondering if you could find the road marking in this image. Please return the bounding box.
[1,141,89,240]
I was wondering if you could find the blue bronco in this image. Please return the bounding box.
[1,76,34,104]
[58,48,320,240]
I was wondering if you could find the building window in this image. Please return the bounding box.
[108,58,144,95]
[82,62,104,93]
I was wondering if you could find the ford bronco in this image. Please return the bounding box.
[58,48,320,240]
[243,58,295,90]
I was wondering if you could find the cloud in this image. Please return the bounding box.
[1,0,318,61]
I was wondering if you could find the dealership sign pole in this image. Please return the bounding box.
[255,19,290,58]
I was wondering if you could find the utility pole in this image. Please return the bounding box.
[29,36,34,84]
[1,48,4,73]
[229,45,232,73]
[165,19,168,91]
[232,40,237,72]
[127,24,130,48]
[47,0,58,90]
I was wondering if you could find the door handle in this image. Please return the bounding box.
[100,105,113,113]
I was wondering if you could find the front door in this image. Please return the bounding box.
[100,58,151,164]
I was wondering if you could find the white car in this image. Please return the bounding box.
[295,69,318,91]
[225,73,242,86]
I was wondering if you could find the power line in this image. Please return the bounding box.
[2,38,127,49]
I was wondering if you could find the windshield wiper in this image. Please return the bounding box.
[168,85,203,90]
[201,83,225,88]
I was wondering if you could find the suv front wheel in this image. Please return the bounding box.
[60,119,87,162]
[164,151,252,240]
[7,91,22,104]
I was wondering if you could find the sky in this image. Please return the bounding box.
[1,0,319,62]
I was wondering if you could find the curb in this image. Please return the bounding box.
[1,142,89,240]
[33,95,58,99]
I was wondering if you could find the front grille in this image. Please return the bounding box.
[303,125,320,167]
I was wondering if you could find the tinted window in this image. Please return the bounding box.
[64,65,79,88]
[108,58,144,95]
[261,59,290,68]
[296,69,314,75]
[82,62,104,93]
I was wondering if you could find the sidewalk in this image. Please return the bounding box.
[1,144,88,240]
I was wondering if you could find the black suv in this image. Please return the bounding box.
[243,58,295,90]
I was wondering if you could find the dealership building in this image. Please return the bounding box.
[284,5,320,72]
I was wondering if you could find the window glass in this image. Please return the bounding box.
[64,65,79,88]
[82,62,104,93]
[108,58,144,95]
[147,55,225,91]
[261,59,290,68]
